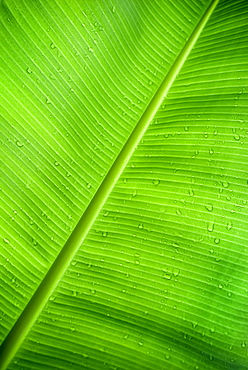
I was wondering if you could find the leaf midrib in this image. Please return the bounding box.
[0,0,219,368]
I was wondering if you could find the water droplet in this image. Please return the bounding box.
[3,238,9,244]
[165,354,170,360]
[210,327,215,333]
[192,322,198,329]
[209,248,214,254]
[103,211,109,217]
[205,203,213,212]
[189,189,194,196]
[26,67,32,74]
[207,221,214,232]
[138,223,144,229]
[163,271,172,280]
[209,148,214,155]
[152,179,160,186]
[54,161,59,166]
[111,5,116,13]
[226,220,233,230]
[241,341,246,348]
[16,141,23,147]
[222,181,229,188]
[138,341,143,346]
[134,260,140,265]
[132,190,137,197]
[214,238,220,244]
[90,289,96,294]
[123,334,129,339]
[184,126,189,131]
[227,291,232,297]
[173,268,180,277]
[82,353,89,358]
[218,283,223,289]
[86,183,91,189]
[148,80,153,86]
[234,134,240,141]
[88,47,93,53]
[71,261,77,266]
[102,231,108,237]
[50,42,56,49]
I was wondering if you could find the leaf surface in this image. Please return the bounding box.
[0,0,248,369]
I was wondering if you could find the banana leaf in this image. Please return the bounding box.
[0,0,247,369]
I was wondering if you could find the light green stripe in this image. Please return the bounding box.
[0,0,219,368]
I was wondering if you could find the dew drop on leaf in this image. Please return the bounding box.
[16,141,23,147]
[173,268,180,277]
[3,238,9,244]
[205,203,213,212]
[152,179,160,186]
[102,231,108,237]
[226,220,233,230]
[207,221,214,232]
[189,189,194,196]
[222,181,229,188]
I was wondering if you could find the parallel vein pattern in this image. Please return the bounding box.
[1,0,247,369]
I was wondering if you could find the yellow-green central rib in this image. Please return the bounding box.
[0,0,219,369]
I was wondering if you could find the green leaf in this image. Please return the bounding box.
[1,0,247,369]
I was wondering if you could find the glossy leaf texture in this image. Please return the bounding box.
[0,0,248,369]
